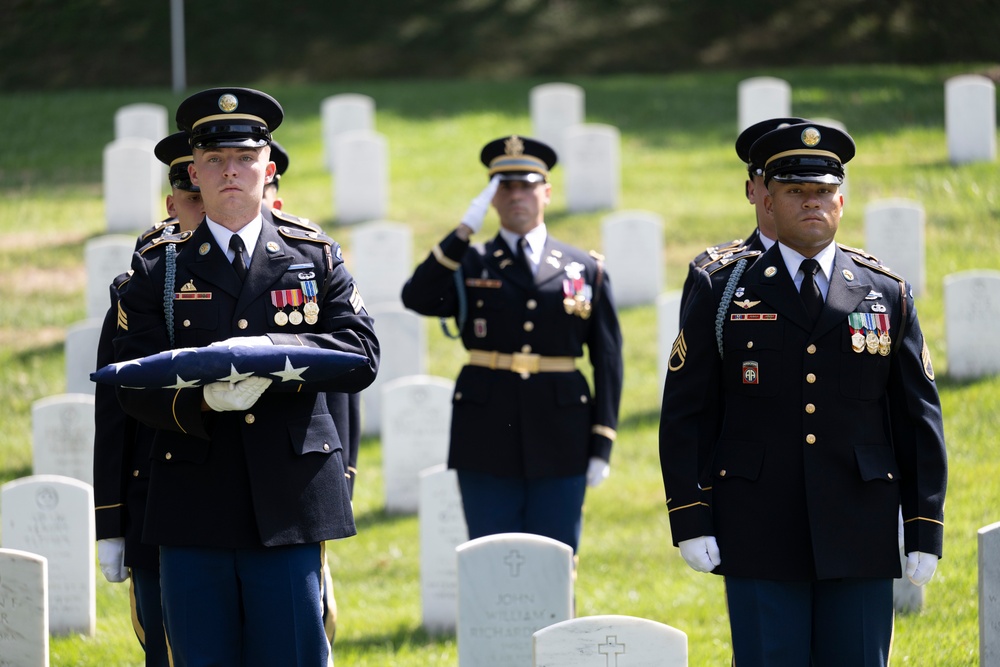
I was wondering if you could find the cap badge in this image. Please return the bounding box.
[218,94,239,113]
[801,126,821,147]
[504,135,525,156]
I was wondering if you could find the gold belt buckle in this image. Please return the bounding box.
[509,352,540,376]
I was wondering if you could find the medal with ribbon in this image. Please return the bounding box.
[863,313,879,354]
[271,290,290,326]
[299,272,320,324]
[848,312,866,353]
[561,262,592,319]
[876,313,892,356]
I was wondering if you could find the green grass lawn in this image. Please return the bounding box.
[1,64,998,665]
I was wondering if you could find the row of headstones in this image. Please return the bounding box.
[737,74,996,163]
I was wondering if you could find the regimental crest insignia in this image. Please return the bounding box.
[504,135,525,156]
[218,94,238,113]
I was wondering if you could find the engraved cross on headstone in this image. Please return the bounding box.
[504,549,526,577]
[598,635,627,666]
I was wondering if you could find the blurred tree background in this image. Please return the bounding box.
[2,0,998,91]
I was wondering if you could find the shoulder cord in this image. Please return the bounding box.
[715,259,747,359]
[438,267,467,340]
[161,225,177,348]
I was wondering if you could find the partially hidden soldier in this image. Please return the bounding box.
[678,117,807,319]
[113,87,379,667]
[94,130,203,667]
[259,136,358,644]
[659,122,947,666]
[401,135,624,560]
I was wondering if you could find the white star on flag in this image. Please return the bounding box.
[271,356,309,382]
[217,364,254,384]
[166,375,201,389]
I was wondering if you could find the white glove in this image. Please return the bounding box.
[203,376,272,412]
[678,536,721,573]
[460,175,500,233]
[586,457,610,488]
[905,551,939,586]
[97,537,128,583]
[209,336,273,348]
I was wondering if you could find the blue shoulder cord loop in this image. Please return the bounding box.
[715,258,747,359]
[161,225,177,348]
[438,267,467,340]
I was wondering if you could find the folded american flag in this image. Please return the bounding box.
[91,344,369,389]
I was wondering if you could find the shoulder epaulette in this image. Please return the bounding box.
[838,243,881,264]
[138,219,176,243]
[705,247,761,276]
[850,253,905,282]
[277,225,332,246]
[112,270,133,291]
[271,208,321,233]
[589,249,605,262]
[693,237,745,268]
[137,229,194,255]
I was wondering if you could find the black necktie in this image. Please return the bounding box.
[517,237,534,278]
[230,235,248,282]
[799,258,823,323]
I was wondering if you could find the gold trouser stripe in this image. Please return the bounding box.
[128,570,146,647]
[467,350,578,374]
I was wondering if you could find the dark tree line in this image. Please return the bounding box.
[2,0,996,90]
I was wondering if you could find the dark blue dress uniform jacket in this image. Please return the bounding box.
[401,230,623,478]
[659,243,947,581]
[114,210,379,549]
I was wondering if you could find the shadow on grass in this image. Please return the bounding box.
[334,623,455,653]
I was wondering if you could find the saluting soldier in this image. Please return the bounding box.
[401,135,624,556]
[659,122,947,666]
[113,87,379,667]
[679,117,807,318]
[93,130,203,667]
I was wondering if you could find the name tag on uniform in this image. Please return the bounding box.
[465,278,502,288]
[730,313,777,321]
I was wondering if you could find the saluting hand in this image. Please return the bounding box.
[460,175,500,234]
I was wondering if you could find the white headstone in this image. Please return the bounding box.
[601,210,663,307]
[656,290,682,391]
[85,235,136,319]
[530,83,585,159]
[945,74,997,165]
[65,319,103,396]
[457,533,574,667]
[31,394,95,487]
[944,270,1000,380]
[864,198,926,297]
[382,376,454,514]
[738,76,792,132]
[564,124,620,213]
[0,548,49,667]
[420,464,468,634]
[980,521,1000,665]
[320,93,376,172]
[1,475,96,636]
[332,130,389,224]
[361,304,427,435]
[533,614,688,667]
[113,103,168,144]
[103,137,162,233]
[349,221,413,308]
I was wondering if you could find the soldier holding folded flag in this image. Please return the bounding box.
[113,87,379,667]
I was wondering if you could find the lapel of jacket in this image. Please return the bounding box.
[745,245,814,332]
[535,237,569,287]
[185,223,243,299]
[489,234,533,289]
[236,218,294,315]
[813,246,872,338]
